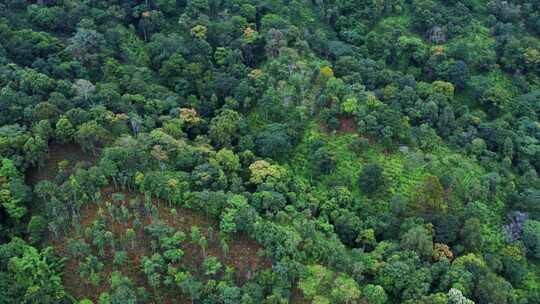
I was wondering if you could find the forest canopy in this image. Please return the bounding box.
[0,0,539,303]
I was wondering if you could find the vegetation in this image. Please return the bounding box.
[0,0,539,303]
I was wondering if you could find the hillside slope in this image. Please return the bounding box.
[0,0,539,303]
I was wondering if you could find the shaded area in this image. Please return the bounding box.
[25,143,93,186]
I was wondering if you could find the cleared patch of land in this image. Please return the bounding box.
[26,143,93,186]
[47,187,270,302]
[26,144,271,302]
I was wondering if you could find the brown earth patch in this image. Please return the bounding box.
[26,143,94,186]
[337,117,356,133]
[49,187,271,303]
[320,117,357,134]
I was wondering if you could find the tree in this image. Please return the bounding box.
[265,29,286,58]
[460,218,485,253]
[333,210,362,247]
[299,265,361,304]
[139,10,165,41]
[191,163,227,191]
[190,226,208,257]
[446,60,470,89]
[3,27,61,66]
[474,272,512,304]
[208,109,242,148]
[400,225,434,260]
[479,85,511,114]
[0,187,27,223]
[330,273,361,303]
[23,136,48,167]
[362,284,387,304]
[73,79,96,101]
[299,265,333,302]
[33,120,53,141]
[109,271,137,304]
[251,190,287,215]
[75,120,109,155]
[255,123,292,159]
[175,271,203,304]
[248,160,287,185]
[26,4,66,31]
[67,238,90,260]
[376,251,432,300]
[19,69,55,97]
[310,146,335,174]
[33,102,59,121]
[8,242,65,303]
[98,292,111,304]
[66,28,105,66]
[502,137,514,159]
[79,255,104,286]
[523,220,540,259]
[55,116,75,144]
[190,25,207,40]
[113,251,128,268]
[142,253,165,290]
[220,194,249,234]
[0,159,30,223]
[410,175,446,217]
[27,215,48,245]
[125,228,136,250]
[202,256,222,276]
[156,0,177,14]
[161,231,185,263]
[469,138,486,156]
[210,149,241,173]
[448,288,474,304]
[159,53,187,84]
[358,163,385,195]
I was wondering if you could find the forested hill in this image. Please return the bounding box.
[0,0,539,303]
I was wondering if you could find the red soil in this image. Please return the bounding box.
[26,143,94,185]
[49,187,271,303]
[320,117,357,134]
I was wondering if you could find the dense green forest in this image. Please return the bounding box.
[0,0,539,303]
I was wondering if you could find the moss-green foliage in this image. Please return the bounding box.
[0,0,539,303]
